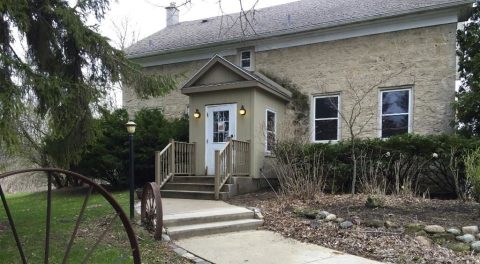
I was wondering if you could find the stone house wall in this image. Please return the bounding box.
[123,23,458,139]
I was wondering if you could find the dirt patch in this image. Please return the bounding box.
[228,192,480,264]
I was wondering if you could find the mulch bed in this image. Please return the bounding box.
[228,192,480,264]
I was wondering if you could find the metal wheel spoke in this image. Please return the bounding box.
[44,172,52,264]
[0,184,28,264]
[61,186,93,264]
[80,213,119,264]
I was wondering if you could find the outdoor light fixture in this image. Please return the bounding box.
[193,109,201,119]
[126,121,137,134]
[125,120,136,220]
[239,105,247,116]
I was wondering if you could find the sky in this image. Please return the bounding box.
[100,0,298,49]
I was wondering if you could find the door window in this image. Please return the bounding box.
[213,110,230,143]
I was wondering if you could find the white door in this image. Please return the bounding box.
[205,104,237,175]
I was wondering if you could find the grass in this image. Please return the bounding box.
[0,188,188,264]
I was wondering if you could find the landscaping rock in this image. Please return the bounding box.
[446,242,471,253]
[424,225,445,234]
[335,217,345,223]
[310,220,321,229]
[340,221,353,229]
[404,223,425,234]
[471,241,480,253]
[431,233,455,245]
[351,216,361,225]
[415,236,432,247]
[476,233,480,240]
[365,195,385,208]
[462,226,479,235]
[415,230,428,237]
[363,219,384,228]
[317,211,330,219]
[325,214,337,221]
[294,208,318,219]
[385,220,399,229]
[456,234,475,243]
[447,228,461,236]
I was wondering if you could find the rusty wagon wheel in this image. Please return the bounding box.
[140,182,163,239]
[0,168,141,264]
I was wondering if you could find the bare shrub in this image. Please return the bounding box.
[358,150,389,195]
[271,141,329,200]
[464,147,480,202]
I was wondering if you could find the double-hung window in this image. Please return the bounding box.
[240,50,252,70]
[380,88,412,138]
[265,110,276,153]
[313,95,340,142]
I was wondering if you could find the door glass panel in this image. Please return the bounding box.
[213,110,230,143]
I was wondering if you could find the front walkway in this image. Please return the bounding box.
[143,198,382,264]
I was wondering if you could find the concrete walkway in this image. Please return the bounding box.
[144,198,382,264]
[177,230,382,264]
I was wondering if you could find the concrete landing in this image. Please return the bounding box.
[176,230,383,264]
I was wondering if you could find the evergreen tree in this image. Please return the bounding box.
[456,1,480,136]
[0,0,175,167]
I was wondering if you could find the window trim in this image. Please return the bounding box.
[265,109,277,154]
[238,49,254,71]
[378,87,413,138]
[311,94,341,143]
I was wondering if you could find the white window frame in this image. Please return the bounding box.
[265,109,277,154]
[311,95,341,143]
[239,49,254,71]
[378,87,413,138]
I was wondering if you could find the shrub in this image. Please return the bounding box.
[464,147,480,202]
[271,134,480,198]
[71,108,188,187]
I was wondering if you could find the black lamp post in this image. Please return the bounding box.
[126,121,137,220]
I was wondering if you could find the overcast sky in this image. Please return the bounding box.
[100,0,298,48]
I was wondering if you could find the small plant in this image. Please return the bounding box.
[464,147,480,202]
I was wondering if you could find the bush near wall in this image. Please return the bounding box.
[273,134,480,198]
[70,108,188,188]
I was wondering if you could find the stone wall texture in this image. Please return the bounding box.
[123,23,458,139]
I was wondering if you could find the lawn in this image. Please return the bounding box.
[0,188,187,264]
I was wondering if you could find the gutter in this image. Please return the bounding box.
[126,0,474,60]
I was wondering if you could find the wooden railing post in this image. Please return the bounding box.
[155,151,161,185]
[226,138,232,177]
[214,150,220,200]
[169,139,175,179]
[192,142,196,175]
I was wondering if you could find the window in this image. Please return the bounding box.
[240,50,252,70]
[265,110,276,153]
[213,110,230,143]
[380,88,412,138]
[313,95,340,142]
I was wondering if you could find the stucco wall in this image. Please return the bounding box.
[123,24,457,138]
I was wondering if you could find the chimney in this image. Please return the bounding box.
[166,2,179,27]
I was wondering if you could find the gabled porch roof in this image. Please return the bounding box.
[181,55,292,101]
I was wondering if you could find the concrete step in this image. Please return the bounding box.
[160,190,229,200]
[163,183,233,192]
[171,176,216,184]
[167,219,264,240]
[164,208,254,227]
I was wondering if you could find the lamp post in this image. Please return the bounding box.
[125,121,137,220]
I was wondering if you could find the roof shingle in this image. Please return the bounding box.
[126,0,472,58]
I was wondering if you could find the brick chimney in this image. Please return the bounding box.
[166,2,179,27]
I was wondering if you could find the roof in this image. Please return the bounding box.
[182,55,292,101]
[126,0,473,58]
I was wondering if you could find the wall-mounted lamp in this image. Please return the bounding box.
[193,109,201,119]
[239,105,246,116]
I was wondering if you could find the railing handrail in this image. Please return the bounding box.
[214,138,250,199]
[155,139,196,189]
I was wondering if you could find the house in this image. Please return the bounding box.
[124,0,474,199]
